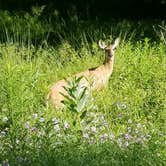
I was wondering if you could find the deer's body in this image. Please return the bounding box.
[48,38,119,109]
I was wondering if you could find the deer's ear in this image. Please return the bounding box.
[112,38,120,49]
[98,40,107,49]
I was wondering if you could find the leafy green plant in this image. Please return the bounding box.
[61,76,93,126]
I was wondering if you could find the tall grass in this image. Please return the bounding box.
[0,9,165,165]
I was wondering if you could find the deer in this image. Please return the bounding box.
[47,38,120,109]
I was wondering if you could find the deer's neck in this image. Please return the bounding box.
[103,56,114,76]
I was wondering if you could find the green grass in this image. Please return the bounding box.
[0,10,166,166]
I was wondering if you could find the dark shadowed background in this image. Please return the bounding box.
[0,0,165,19]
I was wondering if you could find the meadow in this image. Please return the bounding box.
[0,8,166,165]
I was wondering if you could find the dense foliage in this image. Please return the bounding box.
[0,8,165,166]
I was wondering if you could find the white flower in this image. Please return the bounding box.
[39,118,45,123]
[116,101,127,109]
[0,131,6,138]
[117,138,123,147]
[81,120,86,126]
[109,133,115,140]
[121,104,127,109]
[16,139,20,144]
[124,141,129,147]
[127,127,132,133]
[91,126,97,133]
[137,123,142,129]
[83,133,89,139]
[54,124,60,132]
[24,121,30,129]
[32,113,38,119]
[2,117,8,123]
[64,121,70,129]
[128,119,132,124]
[101,115,105,120]
[93,105,98,110]
[52,118,59,125]
[135,129,139,134]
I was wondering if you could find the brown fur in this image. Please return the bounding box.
[47,38,119,109]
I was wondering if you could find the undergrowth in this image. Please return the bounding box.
[0,9,166,166]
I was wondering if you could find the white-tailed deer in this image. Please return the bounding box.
[47,38,120,109]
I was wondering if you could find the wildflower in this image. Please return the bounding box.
[99,126,106,131]
[121,103,127,109]
[116,101,127,110]
[124,133,132,140]
[54,124,60,132]
[140,135,146,141]
[32,113,38,119]
[137,123,142,129]
[83,133,89,139]
[31,127,37,133]
[4,128,9,131]
[56,133,62,137]
[2,117,8,123]
[101,115,105,120]
[0,131,6,136]
[93,105,98,110]
[103,121,108,126]
[16,139,20,144]
[39,118,45,123]
[38,131,45,136]
[16,157,24,163]
[88,138,95,144]
[109,133,115,140]
[128,119,132,124]
[101,133,108,141]
[127,127,132,133]
[64,121,70,129]
[136,137,143,143]
[157,153,160,157]
[89,112,96,117]
[24,121,30,129]
[117,138,123,147]
[124,141,129,147]
[118,113,123,118]
[135,129,139,134]
[52,118,59,125]
[146,134,151,139]
[2,160,9,166]
[91,126,97,133]
[81,120,86,126]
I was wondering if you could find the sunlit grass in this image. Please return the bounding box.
[0,10,166,166]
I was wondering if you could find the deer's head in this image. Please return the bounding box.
[99,38,119,62]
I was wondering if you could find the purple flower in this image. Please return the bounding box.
[101,133,108,141]
[124,133,132,140]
